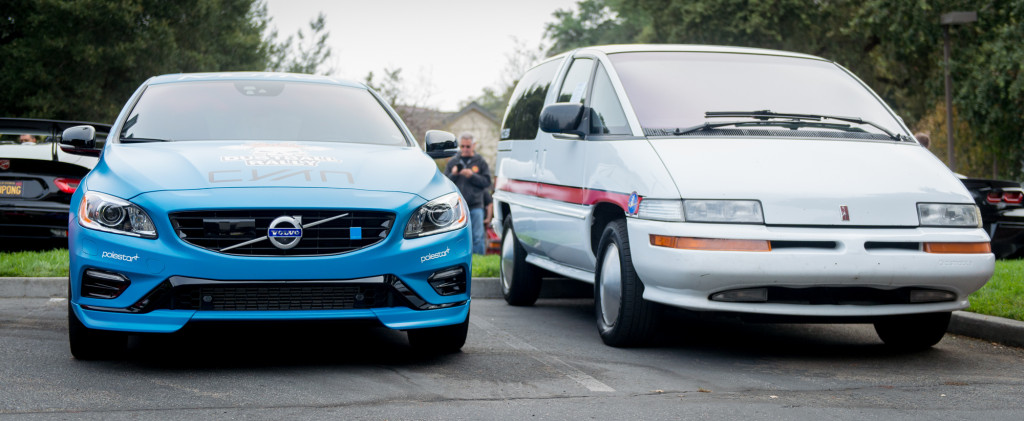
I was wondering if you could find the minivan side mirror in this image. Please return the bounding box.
[424,130,458,159]
[539,103,585,138]
[60,125,100,157]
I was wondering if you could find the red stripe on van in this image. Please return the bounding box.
[497,177,634,211]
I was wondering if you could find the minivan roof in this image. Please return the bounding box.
[564,44,828,62]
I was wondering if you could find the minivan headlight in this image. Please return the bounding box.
[404,192,468,238]
[683,200,764,224]
[78,191,157,238]
[637,199,684,221]
[918,203,981,227]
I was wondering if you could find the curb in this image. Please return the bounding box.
[4,277,1020,348]
[948,310,1024,348]
[0,277,66,298]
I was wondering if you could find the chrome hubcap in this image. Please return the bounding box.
[599,243,622,327]
[500,228,516,293]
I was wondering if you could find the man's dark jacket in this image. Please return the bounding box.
[445,154,491,209]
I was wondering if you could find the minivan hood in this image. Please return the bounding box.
[649,137,972,226]
[86,141,448,200]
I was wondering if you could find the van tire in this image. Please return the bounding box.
[594,219,658,347]
[500,216,542,306]
[874,312,951,350]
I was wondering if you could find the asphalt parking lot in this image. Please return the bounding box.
[2,283,1024,419]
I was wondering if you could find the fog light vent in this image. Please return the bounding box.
[428,266,467,296]
[710,288,768,303]
[909,289,957,303]
[81,269,131,299]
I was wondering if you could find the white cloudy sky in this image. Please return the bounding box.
[264,0,579,111]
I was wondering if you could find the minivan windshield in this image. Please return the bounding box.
[609,52,905,137]
[120,81,409,146]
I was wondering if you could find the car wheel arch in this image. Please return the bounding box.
[590,202,626,258]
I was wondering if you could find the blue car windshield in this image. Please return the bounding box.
[120,81,409,146]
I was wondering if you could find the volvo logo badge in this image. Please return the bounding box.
[268,216,303,249]
[218,212,348,253]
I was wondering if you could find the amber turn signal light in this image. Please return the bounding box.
[650,235,771,252]
[923,242,991,254]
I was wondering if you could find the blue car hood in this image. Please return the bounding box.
[86,141,451,200]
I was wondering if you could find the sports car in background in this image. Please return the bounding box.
[960,177,1024,259]
[0,118,110,248]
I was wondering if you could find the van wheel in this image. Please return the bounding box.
[500,217,542,306]
[68,303,125,360]
[407,312,469,354]
[594,219,658,347]
[874,312,951,350]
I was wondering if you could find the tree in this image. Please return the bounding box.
[364,67,443,144]
[266,12,332,75]
[467,39,547,121]
[544,0,639,56]
[0,0,331,123]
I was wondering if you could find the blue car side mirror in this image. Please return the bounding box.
[60,125,100,157]
[424,130,458,159]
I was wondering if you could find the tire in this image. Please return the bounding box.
[594,219,658,347]
[499,217,542,306]
[407,313,469,354]
[874,312,951,350]
[68,302,126,360]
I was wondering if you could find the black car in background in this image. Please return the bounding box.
[961,177,1024,259]
[0,118,110,248]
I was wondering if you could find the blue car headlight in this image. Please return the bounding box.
[78,191,158,239]
[404,192,468,238]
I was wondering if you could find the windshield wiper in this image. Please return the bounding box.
[119,136,172,143]
[671,120,856,136]
[695,110,908,141]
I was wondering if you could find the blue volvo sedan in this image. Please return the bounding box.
[61,72,472,359]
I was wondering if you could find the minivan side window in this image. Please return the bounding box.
[501,60,561,140]
[556,58,594,104]
[588,63,630,135]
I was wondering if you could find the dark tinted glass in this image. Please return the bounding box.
[121,81,408,145]
[588,63,630,135]
[501,59,561,140]
[610,52,903,136]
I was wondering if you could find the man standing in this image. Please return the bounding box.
[445,132,491,254]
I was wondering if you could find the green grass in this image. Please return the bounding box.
[0,248,69,277]
[967,259,1024,321]
[0,249,502,278]
[472,253,500,278]
[2,249,1019,322]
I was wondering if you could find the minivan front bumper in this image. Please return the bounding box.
[627,218,994,317]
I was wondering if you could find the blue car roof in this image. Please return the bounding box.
[146,72,365,89]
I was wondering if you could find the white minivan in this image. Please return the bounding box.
[492,45,994,349]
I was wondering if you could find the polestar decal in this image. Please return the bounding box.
[101,251,140,262]
[420,247,450,263]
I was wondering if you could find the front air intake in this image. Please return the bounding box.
[81,269,131,299]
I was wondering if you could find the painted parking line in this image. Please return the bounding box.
[471,316,615,393]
